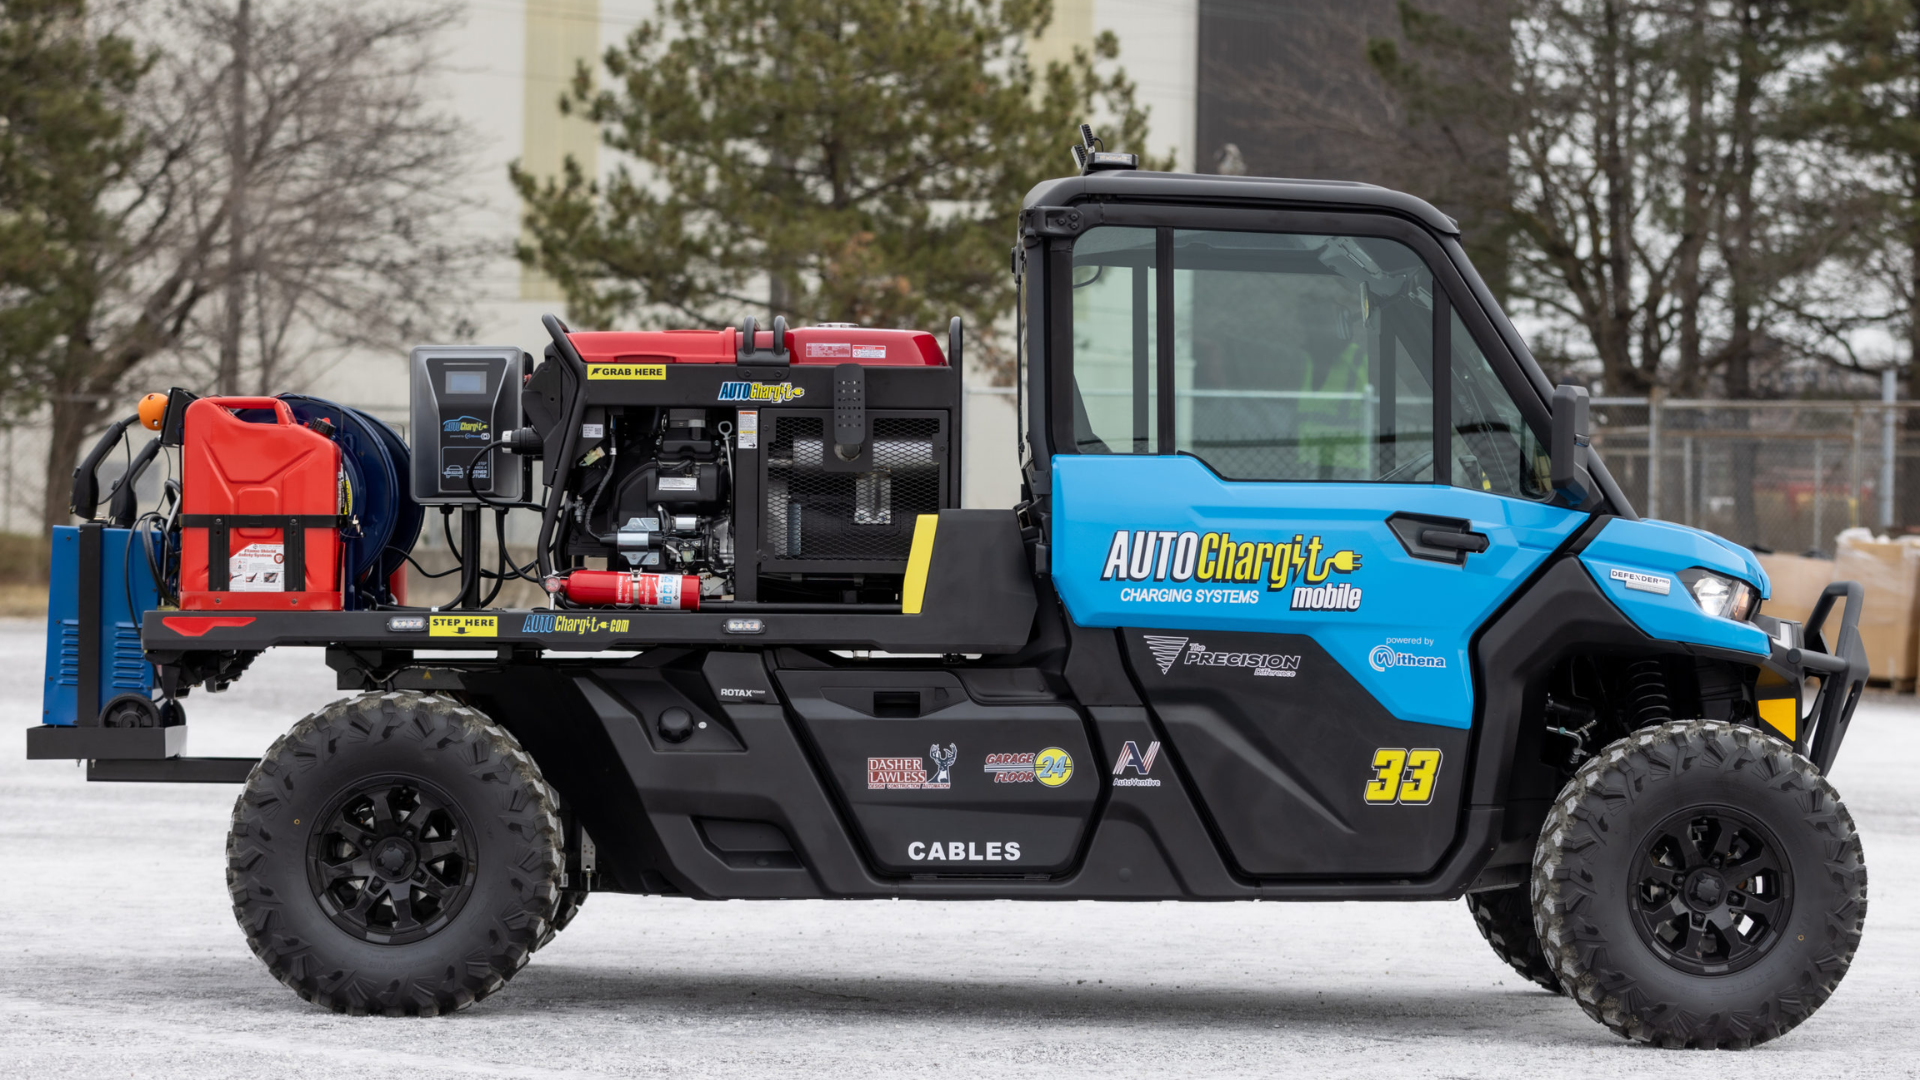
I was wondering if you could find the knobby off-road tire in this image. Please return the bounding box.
[227,692,562,1015]
[552,888,588,932]
[1466,887,1563,993]
[530,888,589,952]
[1534,720,1866,1048]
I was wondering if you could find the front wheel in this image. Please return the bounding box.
[226,692,563,1015]
[1533,720,1867,1048]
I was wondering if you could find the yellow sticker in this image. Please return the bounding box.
[430,614,497,638]
[1364,747,1442,804]
[1758,697,1798,741]
[586,363,667,380]
[1035,746,1074,788]
[1363,748,1407,803]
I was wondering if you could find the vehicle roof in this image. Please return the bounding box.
[1022,171,1460,236]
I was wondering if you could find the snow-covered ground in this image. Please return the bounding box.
[1,618,1916,1078]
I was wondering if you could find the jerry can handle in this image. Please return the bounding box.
[199,396,296,425]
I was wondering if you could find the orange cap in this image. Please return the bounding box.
[138,392,168,431]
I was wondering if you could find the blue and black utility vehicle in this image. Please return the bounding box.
[31,128,1869,1047]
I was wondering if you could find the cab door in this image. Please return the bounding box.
[1048,215,1585,878]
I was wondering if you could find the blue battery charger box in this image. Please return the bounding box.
[42,525,161,726]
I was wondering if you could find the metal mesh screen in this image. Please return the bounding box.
[765,414,943,562]
[1588,398,1918,556]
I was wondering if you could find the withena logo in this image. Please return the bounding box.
[717,381,805,403]
[1143,635,1301,678]
[443,415,488,438]
[1102,530,1363,611]
[1368,643,1447,672]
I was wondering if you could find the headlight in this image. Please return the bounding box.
[1679,568,1757,621]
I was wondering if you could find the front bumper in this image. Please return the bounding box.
[1757,581,1868,773]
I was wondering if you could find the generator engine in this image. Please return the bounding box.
[522,317,960,607]
[571,407,734,591]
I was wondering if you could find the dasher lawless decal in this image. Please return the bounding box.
[867,744,956,790]
[1101,529,1363,610]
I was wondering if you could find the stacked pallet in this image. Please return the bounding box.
[1759,530,1920,690]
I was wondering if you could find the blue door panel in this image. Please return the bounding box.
[1052,455,1586,729]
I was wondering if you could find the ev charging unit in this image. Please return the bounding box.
[409,346,529,505]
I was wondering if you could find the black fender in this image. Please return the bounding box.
[1469,555,1699,866]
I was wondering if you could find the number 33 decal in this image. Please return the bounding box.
[1363,748,1443,805]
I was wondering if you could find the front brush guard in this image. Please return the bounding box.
[1789,581,1868,774]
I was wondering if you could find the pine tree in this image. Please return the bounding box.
[511,0,1166,373]
[0,0,146,413]
[1788,0,1920,380]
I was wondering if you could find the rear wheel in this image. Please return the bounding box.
[552,889,588,932]
[1533,720,1866,1048]
[227,692,562,1015]
[1466,887,1562,992]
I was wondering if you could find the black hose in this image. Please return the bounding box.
[404,551,463,579]
[478,513,507,608]
[536,314,591,582]
[460,435,544,512]
[494,508,544,585]
[70,413,142,520]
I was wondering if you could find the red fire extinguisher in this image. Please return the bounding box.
[552,570,699,610]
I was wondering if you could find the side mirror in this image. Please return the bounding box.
[1550,384,1592,510]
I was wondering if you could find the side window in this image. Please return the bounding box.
[1170,230,1435,482]
[1449,312,1551,501]
[1068,227,1157,454]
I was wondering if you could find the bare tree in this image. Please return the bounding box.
[1201,0,1513,284]
[156,0,482,396]
[18,0,480,529]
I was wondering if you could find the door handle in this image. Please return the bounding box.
[1386,512,1489,565]
[1419,528,1489,554]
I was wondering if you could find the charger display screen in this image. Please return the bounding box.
[445,370,487,395]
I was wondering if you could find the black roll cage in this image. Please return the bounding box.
[1016,186,1637,519]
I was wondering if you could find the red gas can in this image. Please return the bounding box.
[179,397,344,611]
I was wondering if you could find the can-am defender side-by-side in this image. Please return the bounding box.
[32,129,1868,1046]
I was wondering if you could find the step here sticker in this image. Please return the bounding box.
[430,614,497,637]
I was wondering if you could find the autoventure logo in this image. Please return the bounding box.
[1112,740,1162,788]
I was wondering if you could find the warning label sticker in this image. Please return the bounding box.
[430,614,497,638]
[803,342,888,360]
[737,409,758,449]
[229,543,285,592]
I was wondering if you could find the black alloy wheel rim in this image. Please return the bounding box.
[1629,805,1793,976]
[305,774,477,945]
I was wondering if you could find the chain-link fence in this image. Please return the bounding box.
[1589,396,1920,556]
